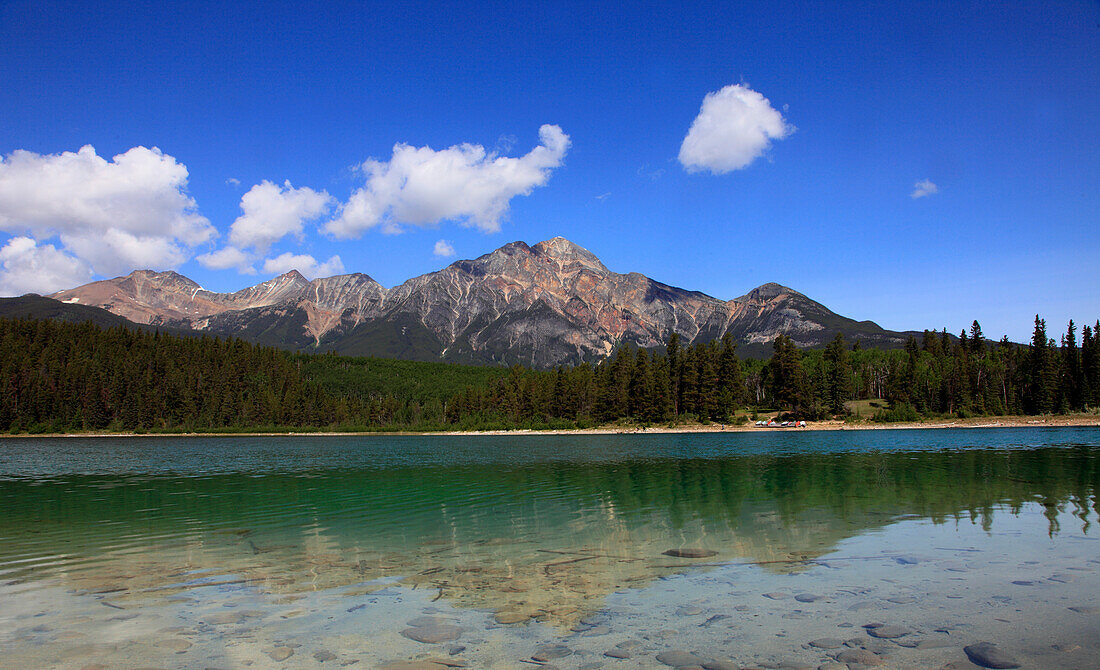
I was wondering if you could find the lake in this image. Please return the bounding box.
[1,428,1098,669]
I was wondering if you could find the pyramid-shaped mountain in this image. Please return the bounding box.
[48,237,911,367]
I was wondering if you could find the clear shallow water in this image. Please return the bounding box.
[0,428,1098,669]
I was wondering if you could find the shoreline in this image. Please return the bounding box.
[3,414,1098,438]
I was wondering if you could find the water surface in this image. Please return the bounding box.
[1,428,1098,668]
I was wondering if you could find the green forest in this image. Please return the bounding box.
[1,314,1098,434]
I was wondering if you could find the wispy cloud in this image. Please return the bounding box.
[433,239,455,257]
[262,252,344,279]
[910,179,938,199]
[595,192,611,201]
[637,164,665,181]
[196,245,255,274]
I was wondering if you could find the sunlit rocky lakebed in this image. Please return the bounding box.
[1,429,1098,669]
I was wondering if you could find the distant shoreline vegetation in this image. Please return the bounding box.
[1,315,1098,435]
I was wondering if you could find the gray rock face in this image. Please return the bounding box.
[50,237,911,367]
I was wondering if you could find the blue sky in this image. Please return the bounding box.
[0,0,1097,342]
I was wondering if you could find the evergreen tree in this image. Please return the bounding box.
[969,320,985,356]
[823,332,853,415]
[1025,316,1056,414]
[665,332,681,414]
[1082,324,1099,408]
[1061,320,1082,411]
[767,335,812,416]
[716,333,743,421]
[628,349,655,421]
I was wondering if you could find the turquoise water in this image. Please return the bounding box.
[1,427,1098,668]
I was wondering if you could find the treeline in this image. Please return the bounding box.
[1,313,1098,434]
[1,318,335,432]
[870,317,1100,419]
[438,317,1100,425]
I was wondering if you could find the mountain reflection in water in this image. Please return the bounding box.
[1,430,1096,627]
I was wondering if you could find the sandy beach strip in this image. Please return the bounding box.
[2,413,1098,439]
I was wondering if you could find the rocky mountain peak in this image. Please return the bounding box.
[531,237,607,273]
[736,282,800,303]
[47,238,911,366]
[124,269,203,291]
[276,269,309,284]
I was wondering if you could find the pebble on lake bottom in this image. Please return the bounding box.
[655,649,705,666]
[963,642,1021,669]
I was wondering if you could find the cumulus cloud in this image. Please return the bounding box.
[678,84,793,174]
[433,239,455,257]
[229,180,334,252]
[196,246,255,274]
[326,124,571,238]
[0,145,215,275]
[262,252,344,279]
[0,236,93,296]
[911,179,938,198]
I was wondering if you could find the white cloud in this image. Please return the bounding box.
[196,246,255,274]
[228,180,334,252]
[262,252,344,279]
[0,236,93,296]
[678,84,793,174]
[0,145,215,275]
[226,177,241,186]
[433,239,455,257]
[911,179,938,198]
[326,124,571,238]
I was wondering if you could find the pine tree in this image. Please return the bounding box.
[767,335,811,416]
[629,349,655,421]
[697,343,719,421]
[1082,324,1098,408]
[716,333,743,421]
[679,345,699,417]
[1061,320,1082,411]
[823,332,853,415]
[666,333,681,415]
[1025,316,1056,414]
[969,320,985,356]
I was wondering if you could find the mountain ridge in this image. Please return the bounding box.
[49,237,913,366]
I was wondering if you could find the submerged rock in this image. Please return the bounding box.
[154,638,192,653]
[663,549,718,559]
[963,642,1020,669]
[401,624,463,644]
[867,624,910,639]
[834,648,884,666]
[532,644,572,661]
[656,649,705,666]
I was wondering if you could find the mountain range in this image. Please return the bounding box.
[36,237,914,367]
